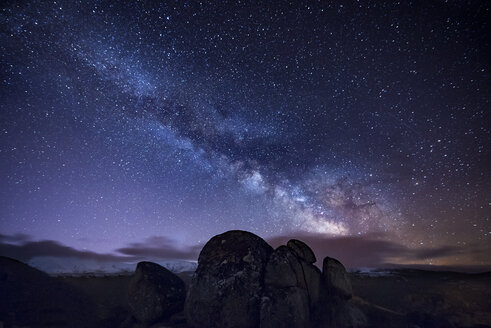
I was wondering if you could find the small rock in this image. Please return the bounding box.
[287,239,316,263]
[322,256,353,300]
[128,261,185,324]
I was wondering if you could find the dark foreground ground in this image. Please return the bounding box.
[59,272,194,328]
[56,269,491,328]
[350,269,491,328]
[1,257,490,328]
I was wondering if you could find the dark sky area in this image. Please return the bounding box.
[1,0,490,271]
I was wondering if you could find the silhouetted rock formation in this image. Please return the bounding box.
[4,232,480,327]
[185,231,367,328]
[0,256,97,328]
[128,261,186,324]
[185,230,273,328]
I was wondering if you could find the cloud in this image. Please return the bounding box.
[267,232,491,270]
[0,234,201,263]
[0,239,128,262]
[0,233,32,244]
[115,236,201,260]
[1,233,489,273]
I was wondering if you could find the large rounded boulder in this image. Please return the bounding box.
[127,261,186,324]
[185,230,273,328]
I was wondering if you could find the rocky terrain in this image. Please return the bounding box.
[1,230,490,327]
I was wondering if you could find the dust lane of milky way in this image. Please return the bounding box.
[0,1,489,269]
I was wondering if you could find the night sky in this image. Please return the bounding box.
[1,1,490,271]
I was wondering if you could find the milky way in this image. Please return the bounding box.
[1,1,489,268]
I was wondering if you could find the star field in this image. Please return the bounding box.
[1,0,490,268]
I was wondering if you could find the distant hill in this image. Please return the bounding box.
[26,255,197,276]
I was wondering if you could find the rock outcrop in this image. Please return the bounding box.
[128,261,186,324]
[185,231,364,328]
[185,230,273,328]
